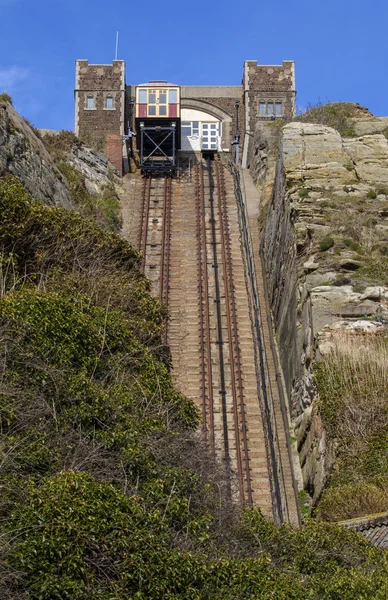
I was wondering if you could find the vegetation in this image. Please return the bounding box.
[42,131,122,231]
[0,92,13,105]
[314,334,388,521]
[319,236,335,252]
[294,101,368,136]
[0,175,387,597]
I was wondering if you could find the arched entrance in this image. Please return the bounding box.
[180,99,233,152]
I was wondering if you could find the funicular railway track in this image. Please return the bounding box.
[138,174,172,342]
[136,157,299,524]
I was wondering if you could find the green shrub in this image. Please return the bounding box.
[320,236,335,251]
[295,101,363,136]
[344,238,352,247]
[298,187,309,198]
[0,92,12,104]
[367,190,377,199]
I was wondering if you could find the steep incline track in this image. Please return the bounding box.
[127,159,299,524]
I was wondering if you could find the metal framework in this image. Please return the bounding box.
[139,125,176,173]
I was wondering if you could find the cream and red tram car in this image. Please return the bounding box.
[135,81,181,173]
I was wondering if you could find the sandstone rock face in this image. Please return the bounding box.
[67,143,119,196]
[260,117,388,505]
[0,102,72,207]
[263,121,388,413]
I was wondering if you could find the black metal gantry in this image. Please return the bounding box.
[139,124,176,173]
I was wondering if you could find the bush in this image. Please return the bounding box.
[367,190,377,199]
[0,92,12,105]
[320,236,335,251]
[294,101,365,136]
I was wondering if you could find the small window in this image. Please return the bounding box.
[182,121,191,126]
[159,105,167,116]
[148,105,156,116]
[149,91,156,104]
[86,95,95,109]
[106,95,113,109]
[159,91,167,104]
[259,100,283,117]
[182,127,191,136]
[169,89,178,104]
[192,121,199,129]
[202,124,208,129]
[210,124,217,130]
[138,89,147,103]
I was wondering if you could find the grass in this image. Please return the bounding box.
[294,101,366,136]
[0,92,12,104]
[314,334,388,521]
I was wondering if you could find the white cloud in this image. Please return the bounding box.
[0,66,30,91]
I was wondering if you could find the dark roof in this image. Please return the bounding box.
[338,512,388,549]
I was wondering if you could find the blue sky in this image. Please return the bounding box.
[1,0,387,130]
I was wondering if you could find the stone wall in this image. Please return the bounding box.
[75,60,125,152]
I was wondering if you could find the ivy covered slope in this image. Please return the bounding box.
[0,174,387,599]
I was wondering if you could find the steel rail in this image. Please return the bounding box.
[205,158,232,495]
[216,157,253,506]
[214,157,252,506]
[160,176,172,344]
[195,164,215,449]
[227,158,285,524]
[139,176,152,273]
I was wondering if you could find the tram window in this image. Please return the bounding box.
[210,124,217,130]
[203,143,208,149]
[148,105,156,116]
[159,105,167,116]
[182,126,191,136]
[193,128,199,136]
[159,91,167,104]
[182,121,191,126]
[202,124,208,128]
[86,95,95,109]
[106,96,113,109]
[169,89,178,103]
[139,89,147,103]
[192,121,199,129]
[149,91,156,104]
[276,102,283,116]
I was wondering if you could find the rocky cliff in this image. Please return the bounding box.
[0,101,72,207]
[256,106,388,517]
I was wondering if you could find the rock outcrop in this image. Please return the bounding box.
[259,117,388,508]
[0,102,72,207]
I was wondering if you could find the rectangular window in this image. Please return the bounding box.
[210,124,217,130]
[159,105,167,116]
[149,91,156,104]
[182,121,191,126]
[159,91,167,104]
[192,121,199,129]
[275,102,283,116]
[267,102,275,116]
[106,96,113,109]
[86,96,94,109]
[182,127,192,136]
[139,89,147,103]
[169,89,178,103]
[148,105,156,116]
[259,102,266,116]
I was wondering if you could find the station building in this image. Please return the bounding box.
[74,59,296,174]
